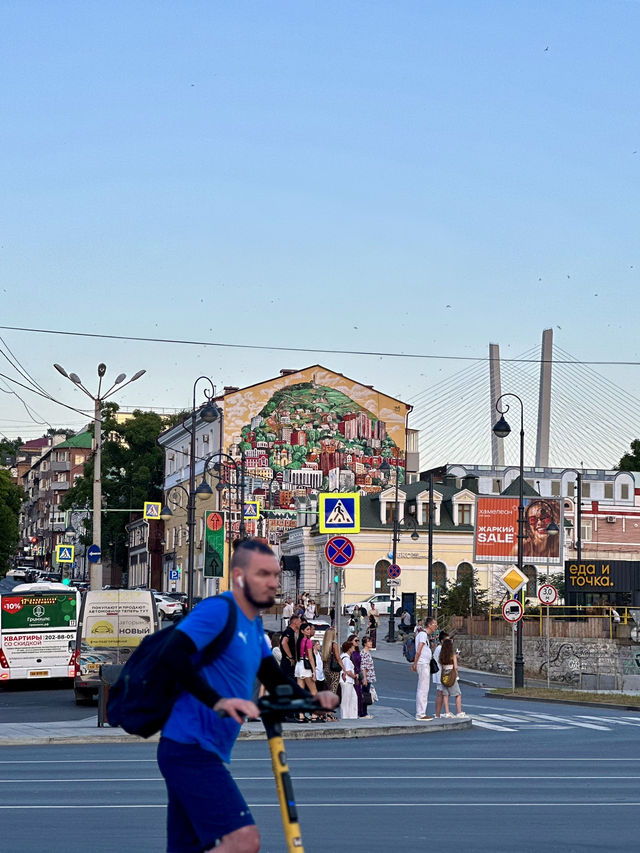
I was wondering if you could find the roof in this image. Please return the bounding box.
[217,364,412,411]
[355,479,476,533]
[55,432,93,449]
[500,476,541,498]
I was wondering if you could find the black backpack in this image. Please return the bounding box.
[106,595,237,738]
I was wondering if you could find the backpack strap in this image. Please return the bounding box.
[199,594,238,667]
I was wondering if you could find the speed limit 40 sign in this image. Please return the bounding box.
[538,584,558,605]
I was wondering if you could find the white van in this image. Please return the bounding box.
[74,589,158,704]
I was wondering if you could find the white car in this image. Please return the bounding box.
[344,594,401,617]
[154,593,183,621]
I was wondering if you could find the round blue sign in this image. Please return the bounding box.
[87,544,102,563]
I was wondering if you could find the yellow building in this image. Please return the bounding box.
[279,476,484,611]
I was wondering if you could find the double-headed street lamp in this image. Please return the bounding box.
[54,362,146,590]
[160,377,220,612]
[492,392,526,688]
[379,458,419,642]
[202,449,248,541]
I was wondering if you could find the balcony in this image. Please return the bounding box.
[50,481,70,491]
[51,460,71,472]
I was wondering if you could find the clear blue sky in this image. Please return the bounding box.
[2,2,639,462]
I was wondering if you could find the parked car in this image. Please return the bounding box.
[344,593,401,617]
[154,593,183,621]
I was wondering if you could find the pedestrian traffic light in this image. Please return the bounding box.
[334,572,340,585]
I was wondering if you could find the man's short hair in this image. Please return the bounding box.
[425,616,437,630]
[230,538,275,570]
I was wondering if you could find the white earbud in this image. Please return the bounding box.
[237,576,244,589]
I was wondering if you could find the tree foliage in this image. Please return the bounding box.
[438,570,489,619]
[62,406,166,573]
[617,439,640,471]
[0,470,24,574]
[0,437,22,467]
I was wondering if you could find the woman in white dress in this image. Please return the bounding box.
[339,638,358,719]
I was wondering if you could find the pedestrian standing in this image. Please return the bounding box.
[281,598,293,630]
[368,604,379,650]
[279,614,301,681]
[349,634,368,717]
[361,635,377,706]
[321,625,342,697]
[313,639,325,690]
[339,638,358,719]
[411,615,437,721]
[439,638,467,718]
[352,606,364,637]
[432,631,448,718]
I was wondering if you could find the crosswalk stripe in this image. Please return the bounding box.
[508,712,610,731]
[577,715,640,728]
[472,719,517,732]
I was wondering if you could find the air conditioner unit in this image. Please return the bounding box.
[605,516,616,523]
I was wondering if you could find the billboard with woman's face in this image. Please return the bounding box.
[474,496,563,565]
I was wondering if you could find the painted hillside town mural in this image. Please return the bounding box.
[219,367,409,544]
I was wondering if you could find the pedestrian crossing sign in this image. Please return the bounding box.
[143,501,162,520]
[243,500,260,520]
[318,493,360,534]
[56,544,75,563]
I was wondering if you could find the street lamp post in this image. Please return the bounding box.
[380,458,419,642]
[492,392,526,688]
[423,465,448,617]
[54,362,146,590]
[202,448,248,541]
[563,469,582,566]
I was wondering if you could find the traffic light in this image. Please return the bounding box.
[334,571,340,585]
[62,578,71,586]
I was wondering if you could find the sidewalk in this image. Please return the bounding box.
[0,708,470,747]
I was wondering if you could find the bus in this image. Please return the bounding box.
[0,582,80,683]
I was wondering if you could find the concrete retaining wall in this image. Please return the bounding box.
[455,634,640,691]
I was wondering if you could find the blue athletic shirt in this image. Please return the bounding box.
[162,592,271,763]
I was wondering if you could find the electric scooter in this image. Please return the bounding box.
[257,685,330,852]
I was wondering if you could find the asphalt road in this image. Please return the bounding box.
[1,660,638,851]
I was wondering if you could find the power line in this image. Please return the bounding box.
[2,323,640,366]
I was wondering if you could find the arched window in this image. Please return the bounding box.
[523,564,537,598]
[433,561,447,590]
[456,562,473,584]
[374,559,390,592]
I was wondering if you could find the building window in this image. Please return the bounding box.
[551,481,560,496]
[492,479,502,493]
[385,503,395,523]
[621,483,629,500]
[581,520,592,542]
[433,561,447,590]
[604,483,613,500]
[456,562,473,583]
[458,504,471,525]
[582,483,591,498]
[420,503,429,525]
[567,482,575,497]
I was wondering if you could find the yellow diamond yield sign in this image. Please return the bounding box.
[500,566,528,595]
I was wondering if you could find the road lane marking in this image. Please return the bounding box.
[2,802,640,809]
[1,775,638,783]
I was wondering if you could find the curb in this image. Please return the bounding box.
[0,717,472,747]
[485,691,640,713]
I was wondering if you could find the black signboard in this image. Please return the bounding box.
[565,560,640,596]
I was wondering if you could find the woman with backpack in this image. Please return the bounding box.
[438,638,467,718]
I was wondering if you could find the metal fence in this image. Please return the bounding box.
[449,607,634,640]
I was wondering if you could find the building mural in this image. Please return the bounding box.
[220,366,410,544]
